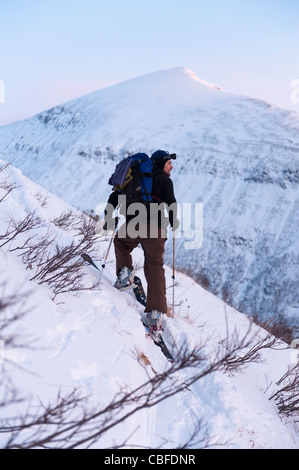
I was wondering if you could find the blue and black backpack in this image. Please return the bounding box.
[108,153,154,203]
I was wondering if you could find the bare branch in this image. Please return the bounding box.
[0,212,44,249]
[270,364,299,419]
[0,318,259,449]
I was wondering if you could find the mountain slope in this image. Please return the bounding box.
[0,66,298,332]
[0,160,298,449]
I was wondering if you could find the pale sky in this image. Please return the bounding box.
[1,0,299,125]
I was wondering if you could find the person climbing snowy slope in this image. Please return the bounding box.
[104,150,179,339]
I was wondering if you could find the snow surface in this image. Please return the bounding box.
[0,66,298,332]
[0,161,298,449]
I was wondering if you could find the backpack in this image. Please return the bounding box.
[108,153,154,203]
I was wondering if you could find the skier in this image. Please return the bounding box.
[104,150,178,339]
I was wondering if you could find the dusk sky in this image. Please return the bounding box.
[1,0,299,125]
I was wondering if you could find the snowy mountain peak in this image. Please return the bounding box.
[102,66,224,99]
[123,66,224,88]
[182,66,223,90]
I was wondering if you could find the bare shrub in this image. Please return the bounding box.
[1,275,294,448]
[0,306,257,449]
[0,211,44,249]
[177,265,211,290]
[20,215,99,297]
[34,192,48,207]
[11,213,98,297]
[0,192,101,298]
[214,306,284,374]
[0,285,38,420]
[14,227,57,267]
[0,164,19,203]
[223,330,282,373]
[0,180,19,204]
[270,364,299,420]
[0,163,9,172]
[0,285,33,352]
[51,209,82,231]
[83,209,100,222]
[251,313,294,345]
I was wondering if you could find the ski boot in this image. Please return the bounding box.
[142,310,163,341]
[114,266,135,291]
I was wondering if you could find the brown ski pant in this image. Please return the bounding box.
[114,226,167,313]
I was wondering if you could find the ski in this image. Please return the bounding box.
[140,318,174,363]
[133,279,174,362]
[133,276,146,306]
[82,253,147,306]
[153,334,174,363]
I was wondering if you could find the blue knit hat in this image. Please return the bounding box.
[151,150,176,169]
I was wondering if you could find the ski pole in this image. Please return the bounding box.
[172,229,175,317]
[98,218,118,285]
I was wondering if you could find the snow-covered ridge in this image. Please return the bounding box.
[0,160,298,449]
[183,66,223,90]
[0,66,298,332]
